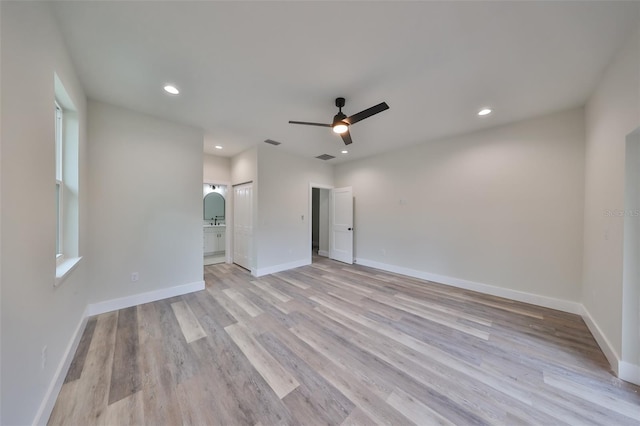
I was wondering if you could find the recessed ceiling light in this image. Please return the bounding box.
[341,150,348,154]
[215,145,223,150]
[163,85,179,95]
[478,108,492,116]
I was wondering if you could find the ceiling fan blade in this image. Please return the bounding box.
[289,120,332,127]
[340,129,353,145]
[344,102,389,125]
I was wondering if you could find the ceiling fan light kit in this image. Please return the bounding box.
[332,122,348,134]
[289,97,389,145]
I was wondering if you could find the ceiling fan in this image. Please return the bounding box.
[289,97,389,145]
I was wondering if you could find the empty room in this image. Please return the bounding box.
[1,1,639,425]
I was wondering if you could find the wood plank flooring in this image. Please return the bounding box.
[48,257,640,425]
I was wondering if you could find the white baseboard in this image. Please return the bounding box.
[256,258,310,277]
[580,305,621,375]
[580,306,640,385]
[86,280,205,316]
[318,250,329,257]
[356,258,583,315]
[33,312,88,426]
[619,361,640,386]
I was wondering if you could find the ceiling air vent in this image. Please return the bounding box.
[264,139,281,146]
[315,154,335,161]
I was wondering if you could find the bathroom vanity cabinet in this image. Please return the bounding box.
[204,226,226,255]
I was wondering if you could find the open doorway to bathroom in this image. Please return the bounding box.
[311,186,331,262]
[203,183,227,265]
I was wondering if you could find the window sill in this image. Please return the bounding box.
[55,256,82,288]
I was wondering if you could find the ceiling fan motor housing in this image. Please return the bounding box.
[333,97,347,126]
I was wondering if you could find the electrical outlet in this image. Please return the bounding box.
[41,345,47,369]
[131,272,139,282]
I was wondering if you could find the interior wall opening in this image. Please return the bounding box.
[310,185,331,262]
[203,183,227,265]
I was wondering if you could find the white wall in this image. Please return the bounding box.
[583,25,640,375]
[256,145,333,275]
[231,146,257,186]
[335,108,586,307]
[87,101,204,304]
[0,2,89,424]
[204,153,230,184]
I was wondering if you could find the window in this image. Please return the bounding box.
[55,102,63,263]
[54,74,81,286]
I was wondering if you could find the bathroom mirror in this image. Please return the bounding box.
[204,192,225,221]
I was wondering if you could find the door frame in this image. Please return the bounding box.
[308,182,333,264]
[204,180,232,264]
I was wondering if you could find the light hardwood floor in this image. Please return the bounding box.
[49,257,640,425]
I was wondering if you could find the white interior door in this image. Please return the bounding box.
[233,183,253,271]
[330,186,354,264]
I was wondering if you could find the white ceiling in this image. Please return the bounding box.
[53,1,639,164]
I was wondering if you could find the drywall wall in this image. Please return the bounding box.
[204,153,230,184]
[87,101,204,304]
[0,2,89,424]
[231,146,257,186]
[335,108,585,305]
[256,145,333,275]
[583,25,640,372]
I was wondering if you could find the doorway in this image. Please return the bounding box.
[309,184,354,265]
[203,183,228,265]
[311,187,331,260]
